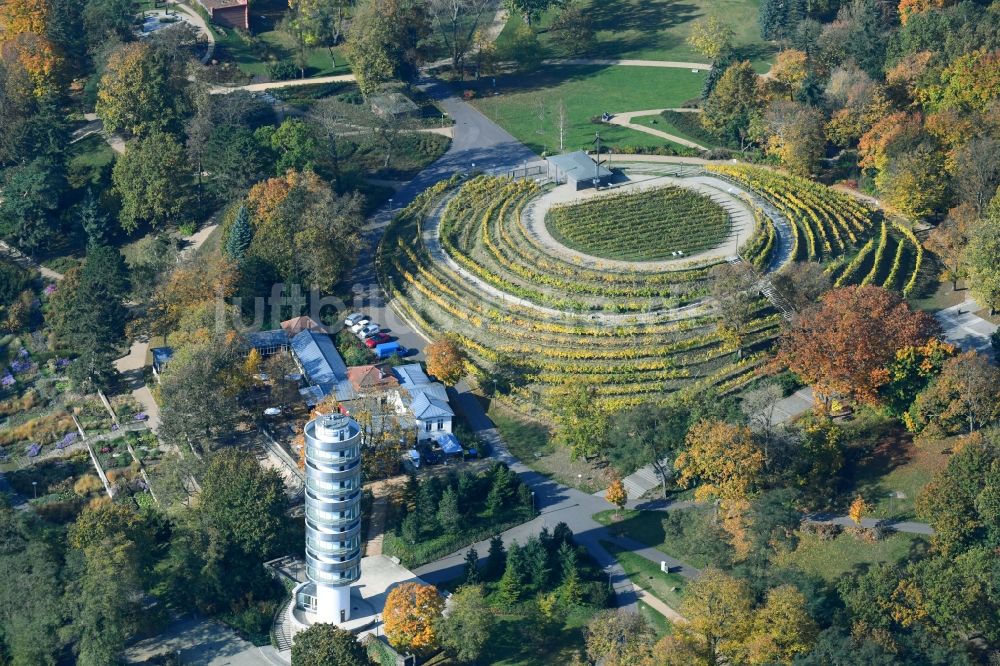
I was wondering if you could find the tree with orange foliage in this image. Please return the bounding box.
[425,336,466,385]
[858,111,922,172]
[775,285,940,407]
[848,496,870,525]
[897,0,949,24]
[767,49,809,100]
[383,582,445,655]
[605,478,627,518]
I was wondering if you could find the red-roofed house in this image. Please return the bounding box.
[280,315,326,337]
[346,365,400,396]
[197,0,249,30]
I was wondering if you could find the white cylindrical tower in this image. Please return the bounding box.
[303,413,363,624]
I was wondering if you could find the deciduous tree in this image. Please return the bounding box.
[761,100,826,176]
[425,336,465,384]
[925,204,973,289]
[965,199,1000,314]
[775,285,939,406]
[428,0,494,73]
[605,478,627,516]
[605,402,690,498]
[95,41,190,137]
[112,131,192,232]
[676,420,763,505]
[686,15,734,61]
[435,584,495,663]
[383,582,444,655]
[549,384,607,460]
[911,351,1000,435]
[585,609,656,666]
[703,61,764,149]
[663,568,753,665]
[290,623,367,666]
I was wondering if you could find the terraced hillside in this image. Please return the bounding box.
[378,175,780,413]
[709,165,926,297]
[378,164,931,413]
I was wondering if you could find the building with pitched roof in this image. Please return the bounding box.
[197,0,249,30]
[392,364,454,441]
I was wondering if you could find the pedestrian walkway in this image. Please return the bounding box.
[935,297,997,356]
[544,57,711,70]
[607,109,706,150]
[209,73,356,95]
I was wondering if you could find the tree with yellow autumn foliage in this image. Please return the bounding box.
[605,478,627,518]
[383,582,445,655]
[849,495,870,525]
[425,336,466,385]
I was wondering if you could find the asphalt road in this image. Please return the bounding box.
[345,77,539,362]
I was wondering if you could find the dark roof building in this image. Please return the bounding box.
[245,329,290,356]
[197,0,249,30]
[290,330,351,399]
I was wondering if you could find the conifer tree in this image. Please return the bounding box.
[225,204,253,260]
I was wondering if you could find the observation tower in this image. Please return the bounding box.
[303,412,363,623]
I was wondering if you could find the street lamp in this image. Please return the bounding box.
[32,481,37,499]
[388,198,394,212]
[531,491,535,513]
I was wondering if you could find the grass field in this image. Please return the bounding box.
[602,540,686,610]
[66,135,115,189]
[479,606,597,665]
[487,401,610,493]
[469,65,707,154]
[850,433,952,521]
[639,600,673,636]
[775,531,930,583]
[593,508,727,569]
[496,0,770,65]
[546,185,730,261]
[632,110,723,148]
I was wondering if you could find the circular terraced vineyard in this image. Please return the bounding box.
[545,186,730,261]
[377,163,929,413]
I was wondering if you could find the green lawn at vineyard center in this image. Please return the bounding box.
[468,65,708,155]
[546,185,730,261]
[495,0,771,66]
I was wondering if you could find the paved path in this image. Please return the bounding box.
[0,240,64,281]
[544,58,711,70]
[608,109,707,150]
[934,297,998,357]
[805,514,934,536]
[522,174,754,271]
[209,73,357,95]
[124,617,283,666]
[114,340,161,431]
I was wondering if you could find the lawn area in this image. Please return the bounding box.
[850,432,952,521]
[487,400,611,493]
[631,111,722,149]
[546,185,730,261]
[496,0,770,65]
[66,135,115,189]
[468,65,708,155]
[601,540,686,610]
[593,507,731,569]
[638,600,673,637]
[213,27,350,79]
[775,531,930,584]
[479,606,597,666]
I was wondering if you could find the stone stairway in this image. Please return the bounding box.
[622,464,664,499]
[272,598,295,652]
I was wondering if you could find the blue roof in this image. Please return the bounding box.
[290,330,348,389]
[245,329,289,350]
[151,347,173,365]
[394,364,430,387]
[436,433,462,455]
[410,392,454,420]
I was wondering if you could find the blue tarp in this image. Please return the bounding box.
[436,433,462,455]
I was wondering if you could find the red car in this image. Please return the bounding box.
[365,333,392,348]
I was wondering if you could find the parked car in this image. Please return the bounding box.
[344,312,365,327]
[359,324,381,338]
[365,333,392,348]
[350,319,370,334]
